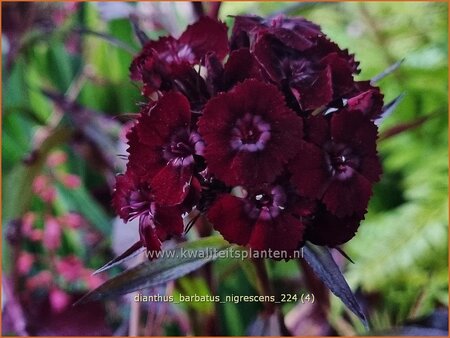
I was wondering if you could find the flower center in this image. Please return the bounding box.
[163,129,204,167]
[123,185,154,221]
[324,142,360,180]
[245,185,287,220]
[230,113,271,152]
[161,43,195,64]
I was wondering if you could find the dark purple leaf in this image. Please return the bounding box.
[93,241,144,275]
[130,14,149,46]
[302,242,369,329]
[247,311,291,336]
[379,113,433,140]
[75,236,229,305]
[372,309,448,335]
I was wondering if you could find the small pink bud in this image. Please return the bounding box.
[46,151,67,167]
[32,175,57,202]
[21,212,36,237]
[43,217,61,250]
[42,187,57,203]
[56,255,83,282]
[26,270,52,289]
[17,252,34,275]
[49,288,70,313]
[32,175,49,194]
[65,35,80,55]
[59,173,81,189]
[30,229,43,242]
[59,212,84,229]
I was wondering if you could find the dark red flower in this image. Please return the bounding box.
[229,15,359,112]
[289,110,382,217]
[112,171,184,253]
[127,91,204,206]
[207,182,313,254]
[304,203,364,247]
[230,15,322,51]
[307,35,360,74]
[130,16,228,99]
[252,34,356,111]
[198,79,303,186]
[206,48,264,95]
[222,48,264,89]
[346,81,384,120]
[113,13,385,255]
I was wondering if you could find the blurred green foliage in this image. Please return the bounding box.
[2,2,448,336]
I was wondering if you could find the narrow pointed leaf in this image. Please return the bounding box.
[130,14,149,47]
[302,242,369,329]
[246,312,283,336]
[334,247,355,264]
[371,59,404,84]
[93,241,144,275]
[192,2,205,19]
[73,27,137,54]
[376,93,405,126]
[75,236,230,305]
[379,113,433,141]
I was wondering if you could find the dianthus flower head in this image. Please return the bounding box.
[130,16,228,100]
[288,109,382,217]
[112,13,385,256]
[206,180,315,255]
[112,170,185,254]
[303,203,364,247]
[127,91,203,206]
[198,79,303,186]
[230,15,360,113]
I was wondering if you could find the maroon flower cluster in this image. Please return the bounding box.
[113,15,383,257]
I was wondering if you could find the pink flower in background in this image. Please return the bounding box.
[49,288,71,313]
[58,212,85,229]
[55,256,105,288]
[58,173,81,189]
[46,151,67,167]
[56,256,84,282]
[43,216,62,251]
[84,272,104,289]
[32,175,57,203]
[17,252,35,275]
[26,271,53,290]
[21,212,36,237]
[21,212,43,242]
